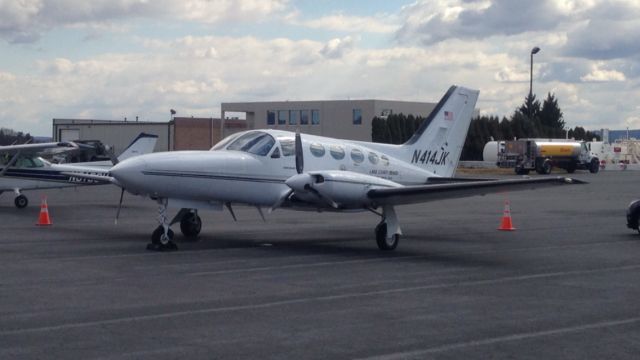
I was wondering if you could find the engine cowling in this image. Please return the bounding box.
[285,170,402,209]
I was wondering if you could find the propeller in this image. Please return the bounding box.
[271,128,340,211]
[115,188,125,224]
[295,128,303,174]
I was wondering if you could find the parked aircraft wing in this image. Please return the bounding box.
[0,142,79,155]
[367,176,587,206]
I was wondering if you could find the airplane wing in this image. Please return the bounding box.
[367,176,586,206]
[0,142,79,156]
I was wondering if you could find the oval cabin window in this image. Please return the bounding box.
[329,145,345,160]
[350,148,364,163]
[310,143,326,157]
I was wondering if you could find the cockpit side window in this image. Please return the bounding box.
[226,131,275,156]
[270,147,281,158]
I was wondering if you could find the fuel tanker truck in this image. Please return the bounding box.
[495,139,599,175]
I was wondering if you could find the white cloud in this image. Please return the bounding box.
[580,64,626,82]
[302,14,398,34]
[320,36,355,59]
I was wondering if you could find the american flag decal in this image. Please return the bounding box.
[444,111,453,120]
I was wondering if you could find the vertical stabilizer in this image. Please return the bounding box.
[117,133,158,162]
[400,85,479,177]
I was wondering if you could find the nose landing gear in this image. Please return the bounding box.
[146,201,202,251]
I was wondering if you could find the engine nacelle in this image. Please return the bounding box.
[285,170,402,209]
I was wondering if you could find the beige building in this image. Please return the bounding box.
[221,100,438,142]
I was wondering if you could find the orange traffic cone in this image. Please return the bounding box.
[498,199,515,231]
[36,196,52,226]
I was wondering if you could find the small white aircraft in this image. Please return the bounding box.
[0,133,158,208]
[89,86,584,251]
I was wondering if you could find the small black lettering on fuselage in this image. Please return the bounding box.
[411,149,449,166]
[68,176,100,184]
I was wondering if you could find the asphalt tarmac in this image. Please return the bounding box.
[1,171,640,359]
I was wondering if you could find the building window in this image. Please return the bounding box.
[289,110,298,125]
[267,110,275,125]
[278,110,287,125]
[300,110,309,125]
[311,110,320,125]
[353,109,362,125]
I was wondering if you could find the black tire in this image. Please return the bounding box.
[375,222,399,251]
[14,195,28,209]
[151,226,174,245]
[589,159,599,173]
[180,212,202,238]
[541,160,552,174]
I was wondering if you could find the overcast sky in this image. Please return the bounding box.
[1,0,639,136]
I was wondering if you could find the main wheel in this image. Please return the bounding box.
[589,159,599,173]
[539,160,552,174]
[180,212,202,238]
[375,222,399,251]
[14,195,28,209]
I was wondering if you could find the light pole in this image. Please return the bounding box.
[529,46,540,119]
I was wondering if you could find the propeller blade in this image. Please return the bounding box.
[115,188,125,224]
[295,128,303,174]
[256,206,266,222]
[308,187,339,209]
[107,147,119,165]
[269,189,293,213]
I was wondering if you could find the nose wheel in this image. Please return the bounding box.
[147,199,178,251]
[148,226,177,251]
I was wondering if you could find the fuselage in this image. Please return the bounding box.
[111,129,438,207]
[0,156,111,192]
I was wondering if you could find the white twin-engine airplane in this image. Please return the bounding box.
[94,85,584,251]
[0,133,158,208]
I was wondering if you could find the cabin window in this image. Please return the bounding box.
[329,145,345,160]
[310,143,325,157]
[270,147,280,158]
[380,155,390,166]
[368,152,379,164]
[350,148,364,163]
[280,139,295,156]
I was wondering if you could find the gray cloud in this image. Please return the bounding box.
[563,19,640,60]
[396,0,564,45]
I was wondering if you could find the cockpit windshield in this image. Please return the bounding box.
[225,131,275,156]
[0,155,46,168]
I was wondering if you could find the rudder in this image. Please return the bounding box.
[402,85,479,177]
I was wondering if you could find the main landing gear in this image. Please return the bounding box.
[13,190,28,209]
[374,205,402,251]
[147,199,202,251]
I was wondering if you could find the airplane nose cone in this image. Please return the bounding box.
[110,156,147,189]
